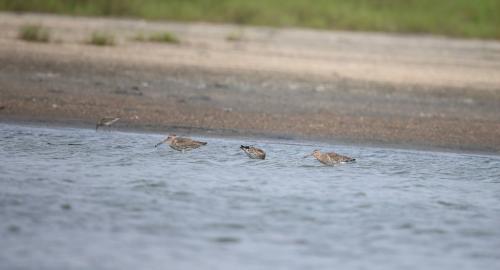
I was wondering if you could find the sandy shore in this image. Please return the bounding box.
[1,12,500,152]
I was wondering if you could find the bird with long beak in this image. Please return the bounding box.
[240,145,266,160]
[155,134,207,152]
[304,149,355,166]
[96,117,120,131]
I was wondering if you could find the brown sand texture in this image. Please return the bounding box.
[1,13,500,152]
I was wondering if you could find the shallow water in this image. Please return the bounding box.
[1,123,500,270]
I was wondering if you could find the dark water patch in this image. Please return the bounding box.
[436,200,473,211]
[459,229,496,238]
[128,179,168,188]
[211,236,241,244]
[60,203,72,210]
[207,223,246,230]
[413,228,448,235]
[6,225,21,233]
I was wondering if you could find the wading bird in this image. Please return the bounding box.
[304,149,355,166]
[240,145,266,160]
[96,117,120,131]
[155,134,207,152]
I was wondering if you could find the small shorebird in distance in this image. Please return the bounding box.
[240,145,266,160]
[304,149,355,166]
[155,134,207,152]
[96,117,120,131]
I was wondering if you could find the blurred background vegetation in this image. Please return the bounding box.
[1,0,499,39]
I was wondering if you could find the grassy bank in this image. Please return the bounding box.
[1,0,499,39]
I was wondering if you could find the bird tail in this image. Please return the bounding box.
[201,142,207,145]
[240,145,249,149]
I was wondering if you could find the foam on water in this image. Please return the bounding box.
[1,123,499,270]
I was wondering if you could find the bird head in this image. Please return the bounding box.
[155,134,176,148]
[304,149,321,158]
[166,134,177,143]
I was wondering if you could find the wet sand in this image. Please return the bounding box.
[1,13,500,152]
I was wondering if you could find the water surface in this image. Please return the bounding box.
[1,123,499,270]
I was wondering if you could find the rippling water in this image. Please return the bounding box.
[1,123,500,270]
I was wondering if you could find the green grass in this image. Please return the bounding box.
[2,0,500,39]
[226,28,245,42]
[88,31,115,46]
[18,24,50,42]
[135,32,180,44]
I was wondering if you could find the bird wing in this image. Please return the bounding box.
[253,147,265,155]
[322,152,341,163]
[104,118,120,125]
[255,148,266,159]
[176,137,207,147]
[324,153,334,164]
[175,137,193,144]
[327,152,353,162]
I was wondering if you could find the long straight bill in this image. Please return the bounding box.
[154,139,166,148]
